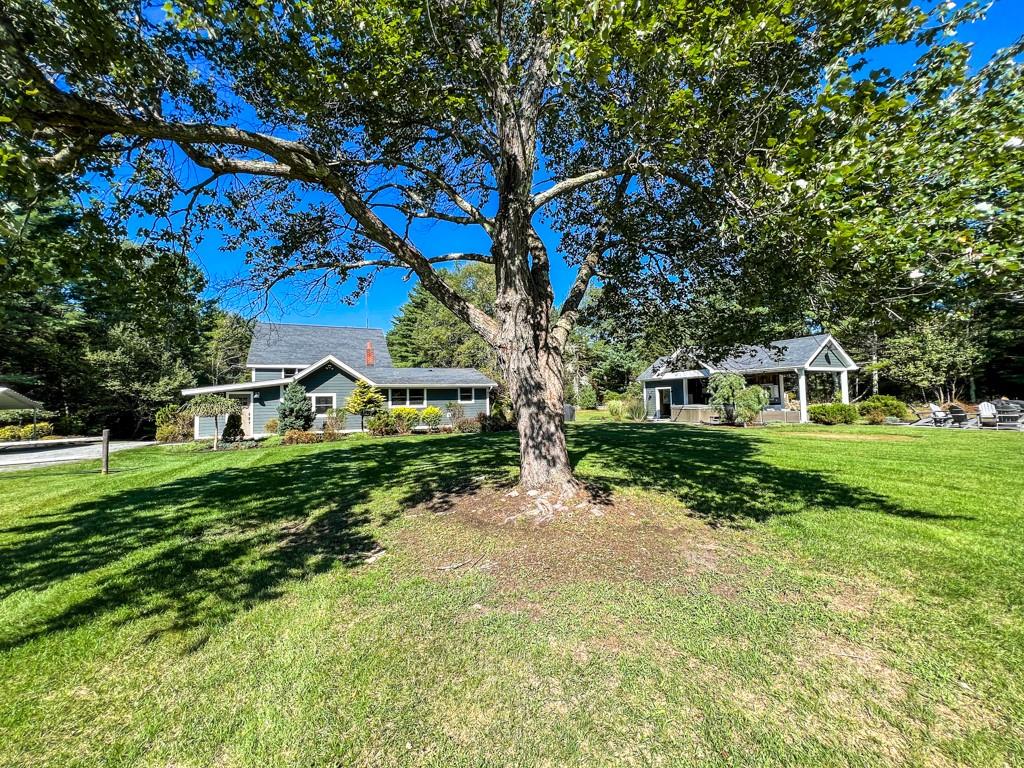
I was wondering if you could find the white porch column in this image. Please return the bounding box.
[778,373,785,407]
[840,369,850,404]
[798,368,809,422]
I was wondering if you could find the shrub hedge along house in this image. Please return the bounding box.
[183,323,495,439]
[639,334,858,424]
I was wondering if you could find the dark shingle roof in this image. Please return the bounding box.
[639,334,833,381]
[246,323,393,368]
[367,367,496,387]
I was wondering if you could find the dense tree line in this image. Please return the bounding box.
[0,196,251,436]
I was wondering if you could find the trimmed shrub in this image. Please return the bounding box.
[391,407,420,434]
[278,382,314,432]
[282,429,322,445]
[264,417,279,435]
[808,403,859,425]
[367,411,397,437]
[221,412,244,442]
[0,425,22,441]
[577,385,598,410]
[262,434,283,447]
[421,406,444,431]
[155,404,181,428]
[862,406,886,425]
[455,417,481,433]
[156,424,180,442]
[857,395,910,421]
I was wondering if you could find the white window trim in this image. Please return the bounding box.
[458,387,475,404]
[388,387,428,408]
[307,392,337,417]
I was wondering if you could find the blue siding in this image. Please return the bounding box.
[194,375,491,438]
[644,380,685,418]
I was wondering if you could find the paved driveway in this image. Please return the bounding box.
[0,441,155,472]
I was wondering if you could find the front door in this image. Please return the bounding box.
[657,388,672,419]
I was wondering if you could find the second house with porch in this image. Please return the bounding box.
[639,334,858,423]
[183,322,496,439]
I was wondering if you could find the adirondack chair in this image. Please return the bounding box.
[948,405,969,427]
[928,403,953,427]
[978,401,999,429]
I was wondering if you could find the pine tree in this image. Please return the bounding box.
[278,383,314,432]
[344,380,386,432]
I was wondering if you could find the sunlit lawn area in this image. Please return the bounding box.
[1,423,1022,767]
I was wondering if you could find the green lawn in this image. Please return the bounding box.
[1,424,1022,767]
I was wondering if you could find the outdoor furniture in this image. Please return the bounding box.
[928,403,953,427]
[994,401,1024,430]
[978,401,999,429]
[948,405,969,427]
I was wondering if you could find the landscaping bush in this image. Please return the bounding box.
[808,403,859,425]
[366,411,397,437]
[602,391,624,402]
[606,400,625,421]
[857,395,911,421]
[421,406,443,431]
[577,385,598,410]
[391,407,420,434]
[155,405,192,442]
[454,417,481,433]
[221,412,244,442]
[0,425,22,441]
[261,434,283,447]
[263,417,279,435]
[278,383,314,432]
[478,411,514,432]
[624,398,646,422]
[734,386,770,425]
[14,422,54,440]
[862,405,887,425]
[282,429,322,445]
[446,402,466,422]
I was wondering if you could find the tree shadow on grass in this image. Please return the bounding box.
[0,434,519,650]
[0,424,961,651]
[567,422,969,527]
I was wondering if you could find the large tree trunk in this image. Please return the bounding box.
[498,304,576,493]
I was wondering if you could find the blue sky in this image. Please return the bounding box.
[190,0,1023,331]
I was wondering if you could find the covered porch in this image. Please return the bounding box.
[640,334,859,424]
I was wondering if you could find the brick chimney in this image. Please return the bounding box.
[364,340,375,367]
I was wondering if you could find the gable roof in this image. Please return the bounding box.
[246,322,393,368]
[639,334,857,381]
[0,387,42,410]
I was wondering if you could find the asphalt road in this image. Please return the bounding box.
[0,441,155,472]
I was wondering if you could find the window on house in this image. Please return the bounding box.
[310,394,334,416]
[391,388,425,406]
[282,368,297,378]
[458,387,474,403]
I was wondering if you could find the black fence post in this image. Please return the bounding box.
[101,429,110,475]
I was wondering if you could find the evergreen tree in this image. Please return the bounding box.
[344,381,386,432]
[278,383,314,432]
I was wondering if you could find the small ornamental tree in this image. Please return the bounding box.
[184,394,241,451]
[344,381,386,432]
[707,374,747,424]
[278,383,314,432]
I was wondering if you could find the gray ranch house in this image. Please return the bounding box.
[182,323,496,438]
[639,334,858,424]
